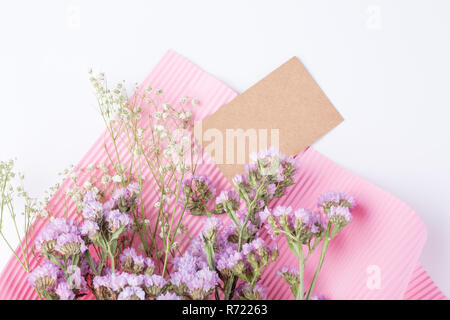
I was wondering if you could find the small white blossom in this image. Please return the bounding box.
[112,175,122,183]
[83,181,92,189]
[39,209,49,218]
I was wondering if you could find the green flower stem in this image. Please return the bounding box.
[293,243,305,300]
[306,222,332,300]
[224,181,266,300]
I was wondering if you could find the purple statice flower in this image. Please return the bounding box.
[66,265,87,291]
[55,232,87,256]
[113,183,140,213]
[317,190,356,210]
[273,206,292,218]
[55,280,75,300]
[186,237,207,262]
[249,147,285,180]
[144,257,155,272]
[244,162,258,174]
[201,216,222,240]
[257,207,271,223]
[28,262,61,291]
[112,187,131,201]
[235,282,267,300]
[170,250,219,299]
[186,267,219,299]
[266,184,277,198]
[156,292,181,300]
[35,228,58,254]
[253,283,268,300]
[327,205,352,223]
[216,245,240,274]
[103,199,117,211]
[82,198,103,221]
[143,274,167,288]
[242,238,265,256]
[293,208,314,226]
[124,273,144,287]
[105,209,131,233]
[232,174,249,186]
[80,220,99,237]
[83,190,98,202]
[127,182,140,195]
[93,272,128,292]
[277,265,299,277]
[216,190,240,206]
[118,286,146,300]
[143,274,167,297]
[181,174,216,215]
[120,248,143,271]
[215,190,240,214]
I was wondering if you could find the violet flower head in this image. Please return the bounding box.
[80,220,99,238]
[55,280,76,300]
[273,206,292,218]
[105,209,131,233]
[66,265,87,291]
[327,205,352,224]
[317,190,356,210]
[181,174,216,215]
[277,265,299,287]
[156,292,181,300]
[215,190,240,214]
[28,262,61,291]
[35,218,80,252]
[55,232,87,256]
[82,198,103,221]
[117,286,146,300]
[120,248,146,273]
[235,282,267,300]
[232,174,249,186]
[202,216,222,240]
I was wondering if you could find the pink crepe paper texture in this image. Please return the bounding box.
[0,50,445,300]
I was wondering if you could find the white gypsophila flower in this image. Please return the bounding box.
[154,202,161,208]
[70,172,77,181]
[191,98,199,106]
[102,175,111,185]
[162,103,169,110]
[155,112,163,119]
[39,209,49,218]
[144,219,150,226]
[162,113,168,119]
[154,125,165,133]
[137,128,144,140]
[112,175,122,183]
[181,136,190,146]
[83,181,92,189]
[180,97,187,104]
[87,164,95,171]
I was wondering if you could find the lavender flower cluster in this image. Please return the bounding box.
[27,147,355,301]
[28,183,141,300]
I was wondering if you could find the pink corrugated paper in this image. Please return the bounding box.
[0,50,445,300]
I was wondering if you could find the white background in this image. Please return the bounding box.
[0,0,449,297]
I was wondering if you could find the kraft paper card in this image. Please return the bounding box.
[200,56,343,182]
